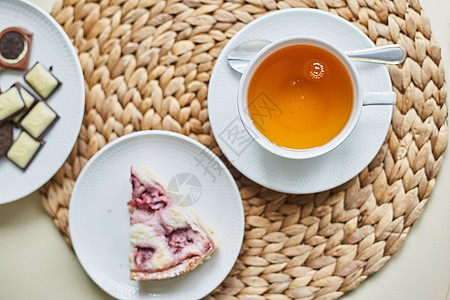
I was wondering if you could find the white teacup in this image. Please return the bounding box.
[237,36,396,159]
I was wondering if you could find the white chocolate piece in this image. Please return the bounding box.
[21,101,57,139]
[7,131,40,169]
[25,63,58,98]
[13,87,35,122]
[0,87,24,121]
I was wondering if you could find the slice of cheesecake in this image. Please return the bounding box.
[128,166,216,280]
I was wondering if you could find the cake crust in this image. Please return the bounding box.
[130,243,215,280]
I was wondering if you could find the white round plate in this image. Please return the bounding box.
[208,8,393,194]
[70,131,244,300]
[0,0,84,204]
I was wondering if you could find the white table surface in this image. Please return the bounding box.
[1,0,449,299]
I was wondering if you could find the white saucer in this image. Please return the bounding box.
[70,131,244,300]
[0,0,85,204]
[208,8,393,194]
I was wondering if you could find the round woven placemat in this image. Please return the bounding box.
[42,0,447,298]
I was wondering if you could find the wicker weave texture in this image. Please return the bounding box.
[41,0,447,299]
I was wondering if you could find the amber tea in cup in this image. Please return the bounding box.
[237,36,396,159]
[247,44,354,149]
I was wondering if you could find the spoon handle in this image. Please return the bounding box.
[345,44,406,64]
